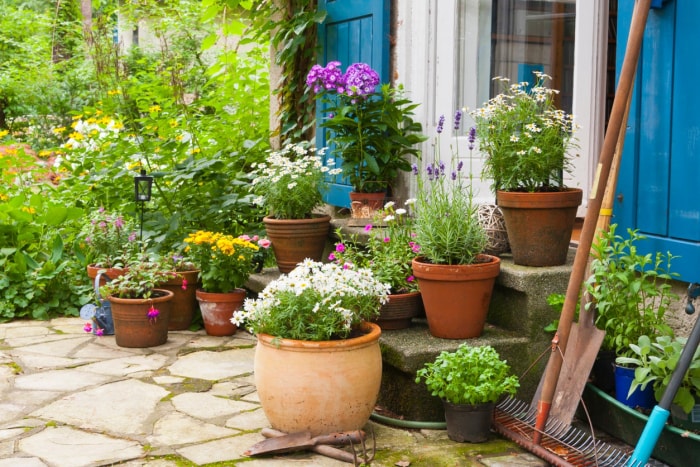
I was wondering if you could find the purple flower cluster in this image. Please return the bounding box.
[306,62,380,98]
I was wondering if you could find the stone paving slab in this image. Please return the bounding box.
[0,317,551,466]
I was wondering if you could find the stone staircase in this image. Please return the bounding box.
[246,219,576,422]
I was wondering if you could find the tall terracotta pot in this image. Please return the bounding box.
[195,288,245,336]
[496,188,583,267]
[412,255,500,339]
[255,322,382,436]
[108,289,173,348]
[160,270,199,331]
[375,291,424,330]
[263,215,331,273]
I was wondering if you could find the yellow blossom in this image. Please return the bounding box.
[69,132,84,141]
[0,130,9,138]
[149,105,161,113]
[107,89,121,95]
[0,193,8,201]
[169,120,178,128]
[21,206,36,214]
[189,148,201,155]
[175,135,183,142]
[52,127,67,134]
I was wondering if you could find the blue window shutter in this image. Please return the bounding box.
[615,0,700,282]
[316,0,390,208]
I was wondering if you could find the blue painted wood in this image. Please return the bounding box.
[317,0,390,208]
[616,0,700,282]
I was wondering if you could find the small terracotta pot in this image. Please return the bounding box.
[375,291,423,330]
[349,191,386,220]
[195,288,245,336]
[496,188,583,267]
[108,289,173,348]
[255,322,382,436]
[263,215,331,273]
[86,264,127,286]
[160,270,199,331]
[412,255,500,339]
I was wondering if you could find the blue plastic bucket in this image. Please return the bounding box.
[614,364,655,409]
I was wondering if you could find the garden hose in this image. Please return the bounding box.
[370,411,446,430]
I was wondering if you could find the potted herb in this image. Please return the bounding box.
[250,142,341,273]
[471,72,582,266]
[586,225,678,405]
[411,113,500,339]
[416,344,520,443]
[79,207,139,281]
[99,259,177,348]
[331,200,422,330]
[184,230,260,336]
[306,61,426,213]
[231,259,390,436]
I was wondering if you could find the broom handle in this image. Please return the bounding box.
[533,0,651,444]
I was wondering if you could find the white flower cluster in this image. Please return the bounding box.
[231,259,390,331]
[250,143,341,187]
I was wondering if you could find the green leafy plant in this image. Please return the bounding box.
[249,142,341,219]
[412,113,487,265]
[331,200,420,294]
[307,62,426,193]
[416,344,520,405]
[585,225,678,358]
[232,259,390,341]
[471,72,578,192]
[99,258,178,299]
[616,334,700,414]
[183,230,260,293]
[78,208,139,268]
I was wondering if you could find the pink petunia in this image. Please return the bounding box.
[328,252,336,261]
[364,224,373,232]
[335,243,345,253]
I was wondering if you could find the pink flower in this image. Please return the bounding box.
[252,235,260,242]
[328,252,336,261]
[257,238,271,249]
[383,237,390,243]
[182,278,188,290]
[147,305,160,323]
[335,243,345,253]
[114,216,124,229]
[128,232,137,242]
[83,322,92,333]
[238,234,251,241]
[364,224,373,232]
[95,328,104,336]
[407,275,415,283]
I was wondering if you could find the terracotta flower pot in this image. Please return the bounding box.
[86,264,127,286]
[263,215,331,273]
[375,291,423,330]
[108,289,173,348]
[255,322,382,436]
[349,191,386,223]
[159,270,199,331]
[195,288,245,336]
[496,188,583,267]
[412,255,500,339]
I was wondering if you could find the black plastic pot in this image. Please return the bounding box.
[442,400,494,443]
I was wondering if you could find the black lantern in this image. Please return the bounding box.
[134,169,153,202]
[134,169,153,241]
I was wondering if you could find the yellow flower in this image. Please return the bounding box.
[0,193,8,201]
[169,119,178,128]
[69,132,84,141]
[113,122,124,130]
[21,206,36,214]
[189,148,201,155]
[149,105,161,113]
[52,127,67,134]
[175,135,183,142]
[0,130,9,138]
[107,89,121,95]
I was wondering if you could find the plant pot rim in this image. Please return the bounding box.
[263,214,332,223]
[412,254,500,267]
[496,187,583,209]
[107,288,174,304]
[257,321,381,351]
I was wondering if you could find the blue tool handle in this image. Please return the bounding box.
[627,406,670,466]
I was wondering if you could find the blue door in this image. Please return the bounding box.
[615,0,700,282]
[316,0,390,207]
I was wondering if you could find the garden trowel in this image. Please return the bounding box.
[244,428,365,457]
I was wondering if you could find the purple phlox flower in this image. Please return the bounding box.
[306,61,344,93]
[453,110,462,131]
[114,216,124,229]
[343,63,380,97]
[364,224,373,232]
[406,275,415,283]
[83,322,92,333]
[457,160,464,172]
[128,232,137,242]
[95,327,104,336]
[437,115,445,134]
[335,243,346,253]
[383,237,390,243]
[468,126,477,150]
[328,252,337,261]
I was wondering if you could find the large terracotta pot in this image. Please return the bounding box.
[263,215,331,273]
[496,188,583,267]
[160,270,199,331]
[255,322,382,436]
[375,291,424,330]
[195,288,245,336]
[412,255,501,339]
[108,289,173,348]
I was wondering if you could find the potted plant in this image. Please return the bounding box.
[471,72,582,266]
[306,61,427,215]
[99,259,176,348]
[79,207,139,282]
[231,259,390,436]
[331,200,422,330]
[586,225,678,403]
[184,230,260,336]
[158,252,199,331]
[250,142,341,273]
[411,113,500,339]
[416,344,520,443]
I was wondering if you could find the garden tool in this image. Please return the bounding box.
[78,271,115,335]
[627,283,700,466]
[244,428,365,458]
